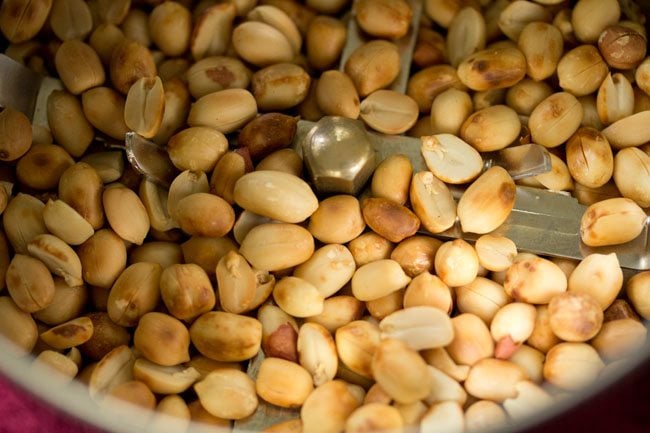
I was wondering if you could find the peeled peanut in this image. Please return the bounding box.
[344,40,400,97]
[580,197,647,247]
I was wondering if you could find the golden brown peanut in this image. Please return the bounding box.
[6,254,55,313]
[505,79,553,116]
[247,4,302,55]
[256,148,303,176]
[423,0,480,29]
[543,342,604,390]
[456,277,509,325]
[238,113,297,161]
[602,111,650,149]
[161,263,215,321]
[215,251,257,314]
[305,296,363,334]
[636,57,650,96]
[130,242,183,269]
[110,39,157,95]
[188,88,258,134]
[568,253,622,310]
[361,197,420,243]
[186,56,251,99]
[445,6,485,67]
[256,357,313,408]
[490,302,536,359]
[315,70,360,119]
[78,312,130,361]
[190,311,262,362]
[273,276,324,318]
[90,23,126,65]
[371,154,412,205]
[533,153,574,192]
[571,0,620,43]
[0,0,52,43]
[194,368,257,420]
[78,229,126,289]
[181,236,238,275]
[252,63,310,111]
[526,305,561,354]
[613,147,650,207]
[372,338,432,404]
[188,356,243,380]
[59,163,104,229]
[134,312,190,366]
[174,192,235,238]
[27,233,82,287]
[344,40,400,97]
[430,88,473,135]
[232,210,275,245]
[301,379,360,433]
[580,197,646,247]
[0,296,38,355]
[518,22,563,82]
[294,244,355,298]
[457,46,526,91]
[465,358,527,402]
[16,143,74,190]
[548,292,603,342]
[120,9,150,46]
[153,78,191,146]
[54,39,105,95]
[380,306,454,351]
[232,21,294,67]
[421,134,483,184]
[475,235,517,272]
[557,45,608,97]
[409,171,455,235]
[81,87,129,140]
[413,27,446,69]
[597,73,634,126]
[403,272,452,313]
[124,76,165,139]
[187,400,230,429]
[0,107,31,162]
[335,320,381,378]
[132,359,199,395]
[446,313,494,366]
[529,92,583,148]
[49,0,92,41]
[591,319,647,361]
[167,170,210,221]
[508,345,545,383]
[355,0,411,39]
[43,199,94,246]
[33,278,87,326]
[191,3,236,61]
[565,127,613,188]
[103,183,150,245]
[360,90,419,135]
[504,256,567,304]
[351,259,411,302]
[461,105,520,152]
[47,90,94,157]
[434,239,479,288]
[152,395,191,432]
[390,236,440,279]
[40,316,93,350]
[497,0,551,41]
[366,290,404,320]
[348,232,393,267]
[138,179,177,233]
[407,65,464,113]
[148,1,191,56]
[87,345,136,400]
[107,262,162,327]
[297,322,338,385]
[626,272,650,320]
[346,403,403,433]
[96,0,129,25]
[306,15,346,70]
[3,193,47,255]
[234,171,318,223]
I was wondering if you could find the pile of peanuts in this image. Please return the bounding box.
[0,0,649,432]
